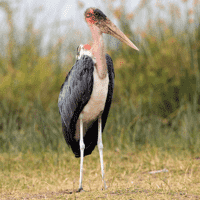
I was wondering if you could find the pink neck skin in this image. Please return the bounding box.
[88,25,107,79]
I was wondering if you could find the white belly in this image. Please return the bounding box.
[81,67,109,122]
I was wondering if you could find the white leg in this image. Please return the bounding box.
[78,114,85,192]
[98,116,107,189]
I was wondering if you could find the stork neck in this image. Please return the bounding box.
[89,25,107,79]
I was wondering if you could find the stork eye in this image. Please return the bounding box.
[86,13,92,18]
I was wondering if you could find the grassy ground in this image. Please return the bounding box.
[0,148,200,200]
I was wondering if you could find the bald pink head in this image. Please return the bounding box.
[84,7,139,51]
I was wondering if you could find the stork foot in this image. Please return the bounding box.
[77,187,84,192]
[101,185,107,190]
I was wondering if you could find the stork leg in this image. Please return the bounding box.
[78,114,85,192]
[98,116,107,190]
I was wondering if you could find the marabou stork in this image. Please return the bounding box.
[58,7,139,192]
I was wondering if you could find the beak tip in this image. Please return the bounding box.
[132,45,139,51]
[135,47,139,51]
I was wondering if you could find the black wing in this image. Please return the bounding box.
[58,54,114,157]
[58,55,94,151]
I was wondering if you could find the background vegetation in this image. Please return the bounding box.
[0,0,200,155]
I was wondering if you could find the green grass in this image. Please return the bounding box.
[1,99,200,154]
[0,148,200,199]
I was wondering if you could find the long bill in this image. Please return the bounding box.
[101,19,139,51]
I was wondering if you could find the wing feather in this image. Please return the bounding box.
[58,55,94,148]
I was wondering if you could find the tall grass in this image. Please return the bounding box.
[1,96,200,154]
[0,0,200,154]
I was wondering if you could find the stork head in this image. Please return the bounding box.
[85,7,139,51]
